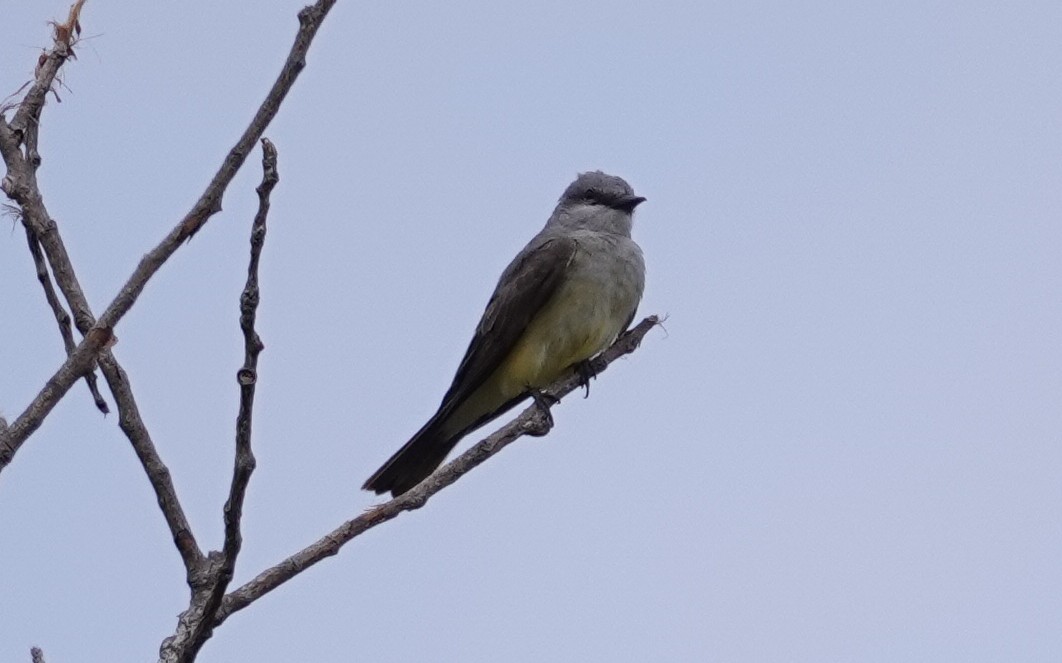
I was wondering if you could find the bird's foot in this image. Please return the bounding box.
[528,389,558,435]
[575,359,598,398]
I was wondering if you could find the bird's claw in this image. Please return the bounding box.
[529,389,558,434]
[575,359,598,398]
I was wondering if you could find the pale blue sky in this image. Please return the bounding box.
[2,1,1060,661]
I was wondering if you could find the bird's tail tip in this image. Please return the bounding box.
[361,429,455,498]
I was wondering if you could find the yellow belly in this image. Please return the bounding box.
[440,276,634,437]
[498,278,624,393]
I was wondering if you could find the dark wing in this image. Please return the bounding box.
[362,235,579,496]
[436,235,578,416]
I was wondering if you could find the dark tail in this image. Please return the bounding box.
[363,393,530,497]
[362,418,459,498]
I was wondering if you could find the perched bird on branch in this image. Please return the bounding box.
[363,171,647,497]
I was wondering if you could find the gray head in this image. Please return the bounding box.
[547,171,646,236]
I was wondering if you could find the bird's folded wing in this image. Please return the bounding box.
[436,235,578,415]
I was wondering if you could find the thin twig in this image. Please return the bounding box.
[1,2,107,414]
[177,139,277,661]
[24,230,108,413]
[213,316,660,625]
[0,0,336,474]
[224,137,275,565]
[8,0,86,136]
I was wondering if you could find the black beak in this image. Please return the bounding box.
[611,194,647,213]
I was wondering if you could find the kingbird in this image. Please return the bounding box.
[363,171,646,497]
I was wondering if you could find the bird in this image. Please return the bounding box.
[363,171,647,497]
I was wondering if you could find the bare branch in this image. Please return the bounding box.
[24,230,108,412]
[8,0,86,137]
[223,137,276,564]
[0,0,336,474]
[96,0,336,320]
[105,356,204,573]
[0,5,204,576]
[0,327,110,467]
[213,316,661,624]
[1,2,106,414]
[173,139,278,662]
[0,223,201,577]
